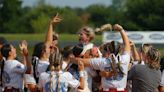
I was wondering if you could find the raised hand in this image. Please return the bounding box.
[113,24,124,32]
[19,40,28,56]
[50,13,62,24]
[129,40,135,47]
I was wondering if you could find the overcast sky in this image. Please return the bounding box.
[22,0,112,8]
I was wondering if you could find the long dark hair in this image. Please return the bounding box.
[0,44,11,86]
[61,45,74,58]
[32,42,46,83]
[103,41,121,55]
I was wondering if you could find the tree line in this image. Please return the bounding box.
[0,0,164,34]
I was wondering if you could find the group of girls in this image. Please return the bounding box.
[0,13,163,92]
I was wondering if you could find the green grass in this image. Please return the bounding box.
[0,33,102,42]
[0,33,102,57]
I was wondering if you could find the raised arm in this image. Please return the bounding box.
[130,41,140,61]
[19,40,31,74]
[45,13,62,46]
[113,24,130,53]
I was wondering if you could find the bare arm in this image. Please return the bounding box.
[19,40,32,74]
[99,71,114,77]
[45,13,62,46]
[130,41,140,61]
[71,57,91,67]
[113,24,130,53]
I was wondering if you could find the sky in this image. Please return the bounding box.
[22,0,112,8]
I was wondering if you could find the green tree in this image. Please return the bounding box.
[0,0,23,33]
[125,0,164,30]
[86,5,111,27]
[56,8,83,34]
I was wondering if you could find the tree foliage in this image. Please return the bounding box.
[125,0,164,30]
[0,0,164,33]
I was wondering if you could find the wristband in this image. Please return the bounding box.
[79,71,84,77]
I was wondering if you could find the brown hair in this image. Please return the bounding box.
[140,43,153,55]
[147,48,160,70]
[78,26,95,41]
[101,41,121,55]
[49,52,63,91]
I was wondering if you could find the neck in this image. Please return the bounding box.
[7,56,15,60]
[40,56,48,61]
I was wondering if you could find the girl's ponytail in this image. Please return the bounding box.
[32,56,39,83]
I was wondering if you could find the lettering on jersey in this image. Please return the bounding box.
[16,64,22,69]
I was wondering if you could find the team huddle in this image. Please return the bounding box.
[0,14,163,92]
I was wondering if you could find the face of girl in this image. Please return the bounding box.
[10,45,17,58]
[78,31,90,44]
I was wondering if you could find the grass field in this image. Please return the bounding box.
[0,33,102,57]
[0,33,102,42]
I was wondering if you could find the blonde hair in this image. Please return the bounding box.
[49,51,63,91]
[139,43,153,64]
[140,43,153,54]
[78,26,95,41]
[147,48,160,70]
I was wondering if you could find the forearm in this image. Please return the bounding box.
[72,58,91,67]
[131,45,140,61]
[45,21,53,45]
[120,29,130,53]
[78,77,84,89]
[25,56,32,74]
[100,71,114,77]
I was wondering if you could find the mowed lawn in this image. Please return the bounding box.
[0,33,102,57]
[0,33,102,42]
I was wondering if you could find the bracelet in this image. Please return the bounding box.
[79,71,84,77]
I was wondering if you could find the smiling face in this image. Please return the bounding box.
[78,31,90,44]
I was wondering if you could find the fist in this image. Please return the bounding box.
[113,24,123,31]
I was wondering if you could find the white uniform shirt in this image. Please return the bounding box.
[38,71,80,92]
[36,60,49,78]
[90,52,130,91]
[3,60,26,89]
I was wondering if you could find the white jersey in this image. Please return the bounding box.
[3,60,26,89]
[36,60,49,78]
[90,51,130,91]
[62,61,68,70]
[38,71,80,92]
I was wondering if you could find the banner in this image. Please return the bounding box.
[103,31,164,44]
